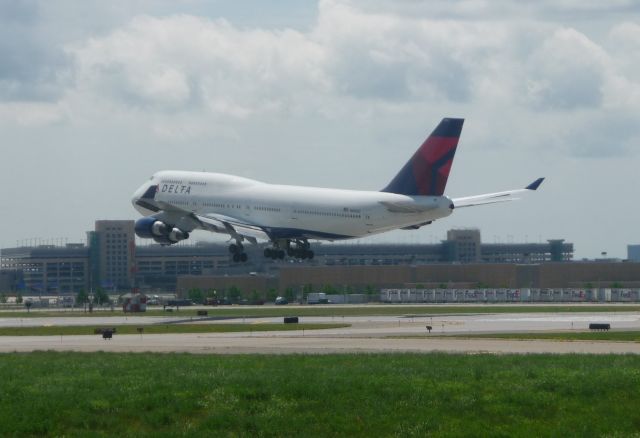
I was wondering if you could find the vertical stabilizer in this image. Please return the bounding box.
[381,118,464,196]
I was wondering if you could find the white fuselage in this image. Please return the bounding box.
[132,170,454,241]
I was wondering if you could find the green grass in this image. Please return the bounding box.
[441,330,640,342]
[2,352,640,436]
[0,323,348,336]
[3,304,640,318]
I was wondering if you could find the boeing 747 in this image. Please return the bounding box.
[132,118,543,262]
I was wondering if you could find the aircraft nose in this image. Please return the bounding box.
[131,184,148,206]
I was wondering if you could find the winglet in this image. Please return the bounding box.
[525,178,544,191]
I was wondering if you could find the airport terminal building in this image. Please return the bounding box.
[177,262,640,300]
[0,220,583,295]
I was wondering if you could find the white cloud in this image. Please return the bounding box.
[524,28,607,110]
[68,15,329,115]
[0,101,66,126]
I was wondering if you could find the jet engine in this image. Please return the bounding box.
[135,217,189,244]
[169,228,189,242]
[152,235,174,245]
[135,217,165,238]
[152,221,169,237]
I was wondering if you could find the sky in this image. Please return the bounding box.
[1,0,639,258]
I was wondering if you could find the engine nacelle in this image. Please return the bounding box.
[135,217,189,244]
[135,217,159,238]
[169,228,189,242]
[152,221,169,236]
[135,217,171,238]
[153,235,174,245]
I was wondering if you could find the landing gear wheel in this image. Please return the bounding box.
[307,250,314,260]
[232,253,240,263]
[240,253,248,262]
[264,247,286,260]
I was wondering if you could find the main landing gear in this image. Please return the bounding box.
[229,243,248,263]
[264,239,314,260]
[264,247,285,260]
[288,239,314,260]
[230,239,315,263]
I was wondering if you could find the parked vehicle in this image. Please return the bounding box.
[306,293,328,305]
[61,296,75,308]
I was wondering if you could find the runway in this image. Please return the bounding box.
[2,311,639,332]
[1,311,639,354]
[2,332,640,355]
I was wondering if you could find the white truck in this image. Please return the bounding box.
[306,292,328,305]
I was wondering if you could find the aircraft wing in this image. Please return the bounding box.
[194,213,270,244]
[152,199,270,244]
[452,177,544,209]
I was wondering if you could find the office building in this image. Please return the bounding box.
[1,221,574,293]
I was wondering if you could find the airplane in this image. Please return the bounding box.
[131,118,544,262]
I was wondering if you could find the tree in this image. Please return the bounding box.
[266,288,278,302]
[0,294,6,304]
[15,293,23,304]
[323,284,337,294]
[364,285,376,296]
[94,287,110,306]
[250,289,261,304]
[188,288,204,304]
[76,289,89,308]
[284,287,296,303]
[227,286,242,303]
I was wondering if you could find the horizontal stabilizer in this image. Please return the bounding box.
[452,178,544,209]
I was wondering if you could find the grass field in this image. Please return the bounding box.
[1,352,640,436]
[3,304,640,318]
[0,323,348,336]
